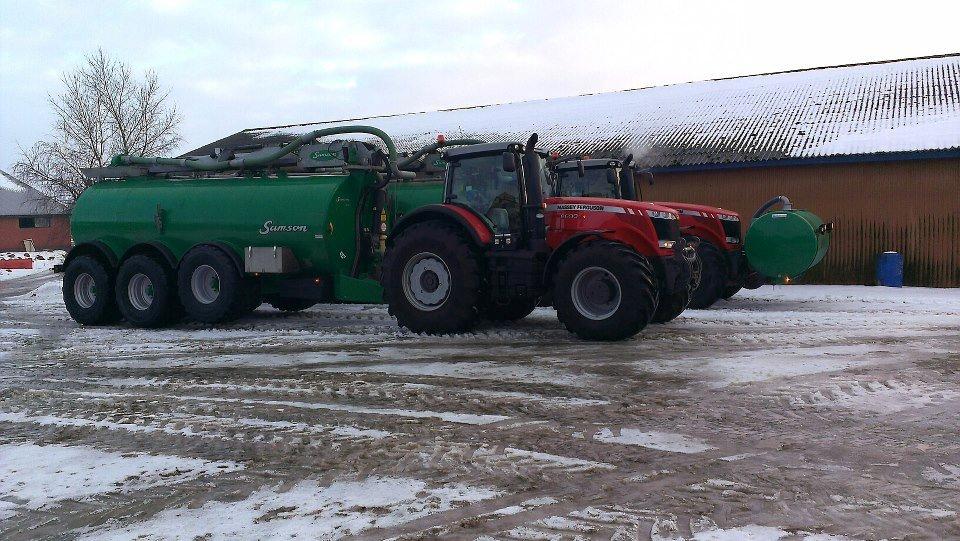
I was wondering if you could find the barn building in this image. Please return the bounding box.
[195,54,960,287]
[0,175,71,252]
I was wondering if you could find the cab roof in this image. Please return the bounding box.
[442,142,546,160]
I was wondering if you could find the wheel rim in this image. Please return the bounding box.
[74,273,97,309]
[127,273,156,311]
[191,264,221,304]
[571,266,622,320]
[401,252,451,311]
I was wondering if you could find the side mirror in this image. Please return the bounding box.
[502,152,516,172]
[577,160,585,178]
[607,168,618,185]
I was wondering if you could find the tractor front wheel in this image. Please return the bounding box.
[382,220,482,334]
[687,238,726,309]
[554,241,658,341]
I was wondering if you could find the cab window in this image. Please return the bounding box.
[448,155,521,234]
[557,168,619,198]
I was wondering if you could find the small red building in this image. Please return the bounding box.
[0,181,71,252]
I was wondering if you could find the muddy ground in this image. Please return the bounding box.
[1,274,958,540]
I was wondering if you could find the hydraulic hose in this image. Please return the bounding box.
[752,195,793,222]
[114,125,415,179]
[397,138,485,169]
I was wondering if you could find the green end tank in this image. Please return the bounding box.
[743,196,833,283]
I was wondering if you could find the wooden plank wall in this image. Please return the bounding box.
[644,158,960,287]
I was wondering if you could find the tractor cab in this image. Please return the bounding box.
[441,140,550,250]
[550,158,622,199]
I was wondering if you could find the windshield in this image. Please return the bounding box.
[555,167,620,198]
[448,154,520,234]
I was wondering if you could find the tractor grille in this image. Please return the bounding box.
[651,217,681,241]
[721,219,741,243]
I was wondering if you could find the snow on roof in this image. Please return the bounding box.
[0,172,68,216]
[196,54,960,168]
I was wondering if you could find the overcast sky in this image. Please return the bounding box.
[1,0,958,169]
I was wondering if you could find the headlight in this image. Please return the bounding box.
[717,213,740,221]
[658,240,676,249]
[646,210,678,219]
[725,236,739,244]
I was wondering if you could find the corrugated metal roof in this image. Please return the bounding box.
[194,54,960,168]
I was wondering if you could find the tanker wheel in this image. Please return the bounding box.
[63,255,121,325]
[115,255,181,328]
[479,296,539,322]
[177,246,246,323]
[687,237,726,309]
[554,241,658,341]
[269,297,317,312]
[651,245,698,324]
[382,220,481,334]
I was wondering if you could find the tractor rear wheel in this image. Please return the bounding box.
[554,241,658,341]
[63,255,121,325]
[687,238,726,309]
[479,296,539,322]
[382,220,482,334]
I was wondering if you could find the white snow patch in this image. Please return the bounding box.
[0,443,241,519]
[0,251,64,282]
[922,463,960,486]
[790,380,960,413]
[63,389,510,425]
[690,524,789,541]
[0,410,394,442]
[312,360,594,387]
[594,428,715,453]
[402,383,608,407]
[79,476,500,541]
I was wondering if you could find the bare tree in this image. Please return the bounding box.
[13,50,181,207]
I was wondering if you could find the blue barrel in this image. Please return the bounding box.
[876,252,904,287]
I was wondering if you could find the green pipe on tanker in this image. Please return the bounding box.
[112,125,415,179]
[397,138,486,169]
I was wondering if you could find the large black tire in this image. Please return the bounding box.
[688,238,726,309]
[114,255,180,328]
[381,220,482,334]
[63,255,121,325]
[269,298,317,312]
[554,241,658,341]
[721,284,743,300]
[479,296,539,322]
[651,246,699,323]
[177,246,246,323]
[651,289,690,324]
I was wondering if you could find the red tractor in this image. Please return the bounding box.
[549,156,746,311]
[380,135,695,340]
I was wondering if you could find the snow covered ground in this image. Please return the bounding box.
[0,251,65,282]
[0,274,958,540]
